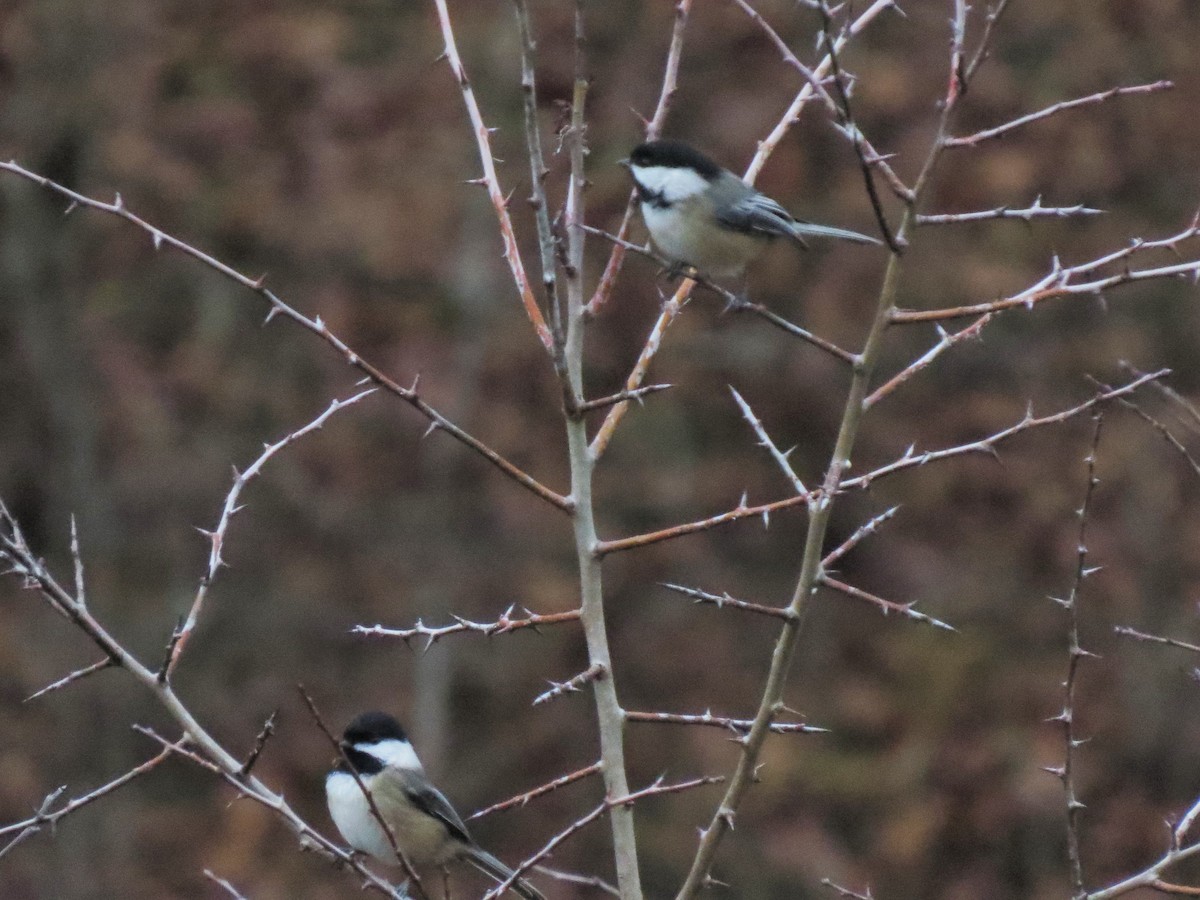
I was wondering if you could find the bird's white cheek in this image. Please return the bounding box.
[630,164,710,203]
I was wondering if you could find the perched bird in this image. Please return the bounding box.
[624,139,879,281]
[325,711,544,900]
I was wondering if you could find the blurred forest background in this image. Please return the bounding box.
[4,0,1200,898]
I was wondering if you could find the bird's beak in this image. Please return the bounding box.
[617,158,631,170]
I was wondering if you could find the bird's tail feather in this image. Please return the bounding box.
[464,846,545,900]
[791,221,881,245]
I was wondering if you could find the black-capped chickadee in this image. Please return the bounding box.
[325,711,544,900]
[624,139,879,281]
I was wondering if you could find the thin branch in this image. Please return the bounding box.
[625,710,823,736]
[821,880,875,900]
[1092,386,1200,481]
[239,710,278,778]
[430,0,552,350]
[577,384,673,413]
[846,370,1169,490]
[0,160,572,513]
[946,81,1174,148]
[916,199,1104,225]
[512,0,565,364]
[819,576,955,631]
[660,582,793,620]
[1047,413,1104,899]
[469,762,602,821]
[204,871,250,900]
[532,663,606,706]
[815,0,900,250]
[24,657,115,703]
[169,390,375,677]
[484,776,724,900]
[1114,626,1200,656]
[821,506,900,568]
[595,489,816,556]
[353,607,580,651]
[730,387,808,495]
[867,315,992,408]
[735,0,911,203]
[531,866,619,897]
[0,746,172,844]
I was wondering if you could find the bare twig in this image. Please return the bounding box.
[821,879,875,900]
[24,657,115,703]
[1114,626,1200,656]
[0,161,572,513]
[625,710,823,736]
[0,511,405,897]
[946,81,1174,148]
[577,384,673,413]
[0,746,172,845]
[169,390,374,677]
[867,315,992,408]
[484,776,724,900]
[531,866,619,897]
[916,199,1104,225]
[660,582,793,620]
[847,370,1169,490]
[512,0,565,363]
[1046,413,1104,899]
[354,607,580,651]
[239,710,278,778]
[430,0,552,350]
[204,870,250,900]
[819,576,955,631]
[677,7,1014,890]
[730,386,809,496]
[469,762,603,821]
[821,506,900,568]
[533,663,606,706]
[595,489,815,556]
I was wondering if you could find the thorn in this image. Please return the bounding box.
[422,421,439,439]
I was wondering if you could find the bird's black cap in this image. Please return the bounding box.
[342,711,408,746]
[628,140,723,180]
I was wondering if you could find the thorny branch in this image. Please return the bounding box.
[1047,413,1104,899]
[469,762,602,822]
[353,607,581,651]
[170,390,376,677]
[0,160,572,513]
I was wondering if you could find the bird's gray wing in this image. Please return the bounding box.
[715,191,807,245]
[400,775,473,846]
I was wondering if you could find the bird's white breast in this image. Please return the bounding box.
[326,771,397,862]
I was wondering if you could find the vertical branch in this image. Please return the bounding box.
[512,0,566,368]
[1051,413,1104,899]
[431,0,554,352]
[676,0,991,892]
[560,3,643,897]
